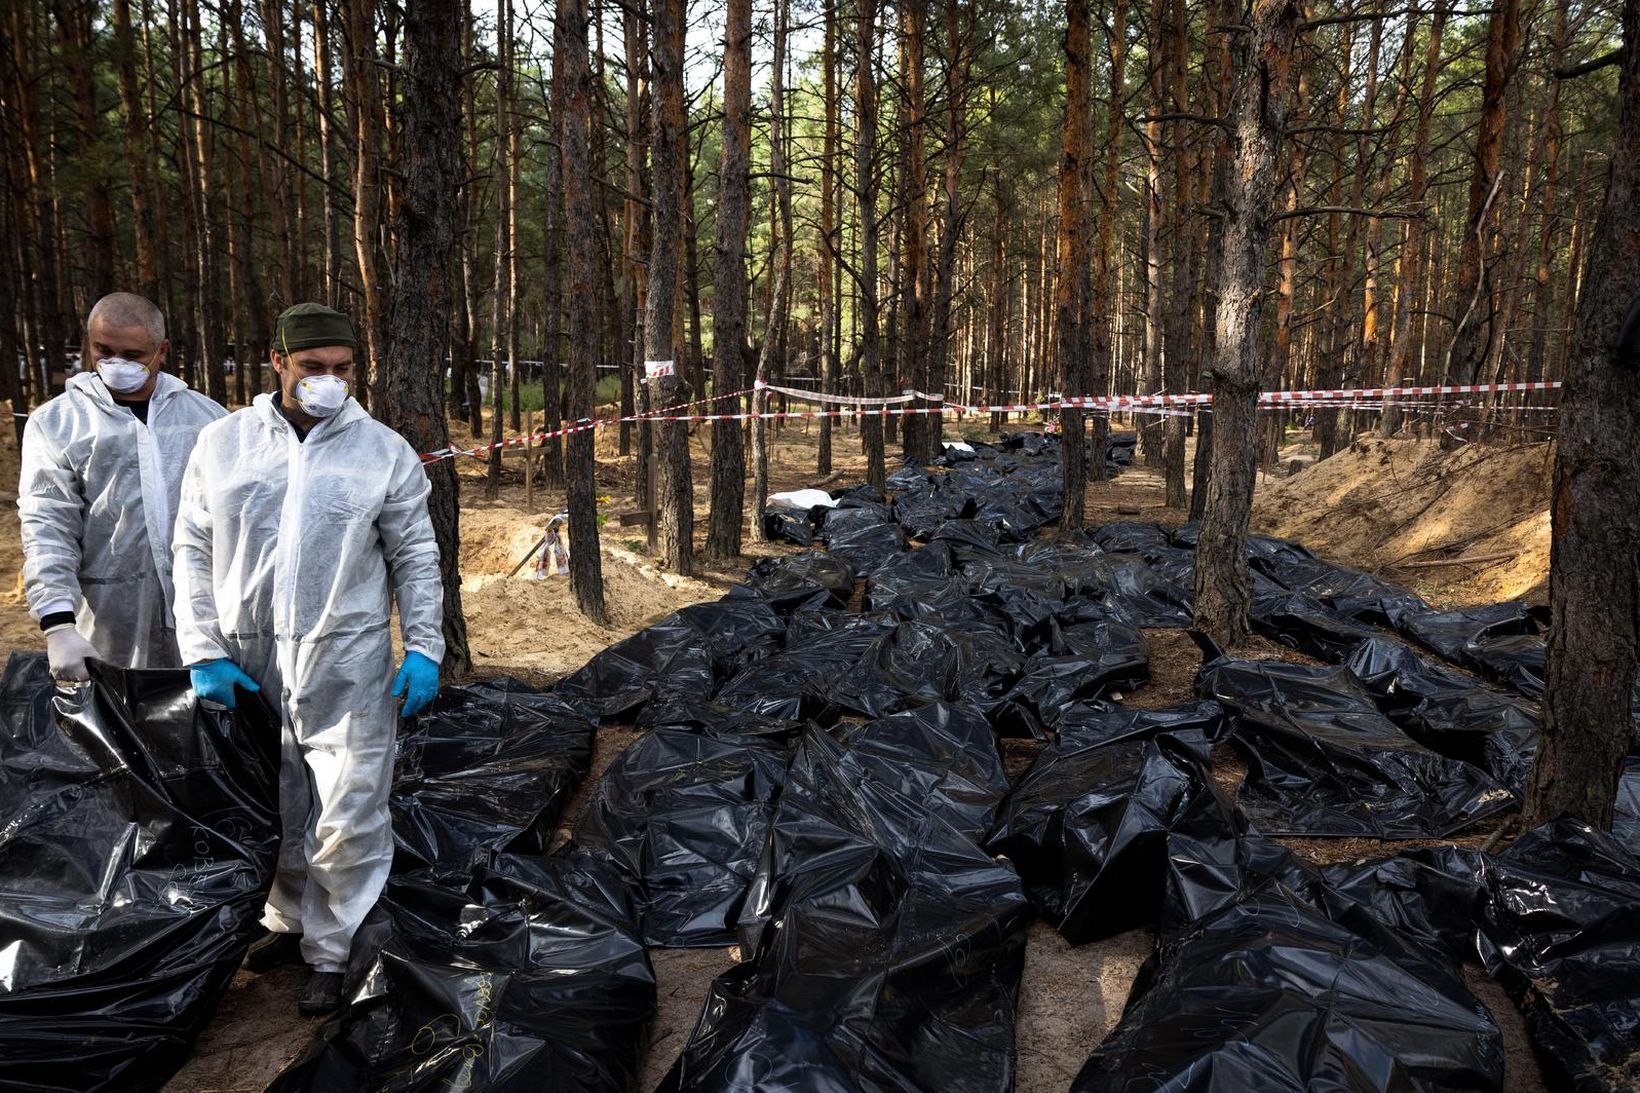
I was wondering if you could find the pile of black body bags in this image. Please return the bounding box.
[4,429,1637,1092]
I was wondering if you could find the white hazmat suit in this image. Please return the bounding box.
[18,371,227,667]
[172,392,445,971]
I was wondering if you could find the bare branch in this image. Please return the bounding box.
[1555,48,1624,79]
[1272,205,1426,222]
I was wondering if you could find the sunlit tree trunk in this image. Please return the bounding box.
[1193,0,1303,643]
[1526,0,1640,828]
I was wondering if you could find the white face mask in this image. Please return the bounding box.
[96,356,151,394]
[294,374,349,418]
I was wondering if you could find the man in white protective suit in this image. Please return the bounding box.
[18,292,226,679]
[172,302,445,1015]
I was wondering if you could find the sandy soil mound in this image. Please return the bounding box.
[458,502,726,682]
[1253,438,1554,606]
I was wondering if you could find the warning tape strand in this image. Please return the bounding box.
[418,380,1562,463]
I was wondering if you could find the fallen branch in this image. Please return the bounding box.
[1392,551,1517,569]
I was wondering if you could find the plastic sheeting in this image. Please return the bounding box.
[554,599,786,720]
[1072,871,1505,1092]
[268,850,656,1093]
[818,499,911,574]
[736,552,856,612]
[1343,637,1540,795]
[657,703,1031,1092]
[1397,601,1550,699]
[0,653,281,1093]
[1475,819,1640,1092]
[1199,656,1515,838]
[987,702,1232,943]
[573,726,791,947]
[391,678,596,873]
[712,612,894,725]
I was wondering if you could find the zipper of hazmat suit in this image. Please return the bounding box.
[132,389,176,626]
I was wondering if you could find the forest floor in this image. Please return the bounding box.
[0,417,1552,1091]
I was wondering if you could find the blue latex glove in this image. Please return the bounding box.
[190,658,260,709]
[393,652,439,719]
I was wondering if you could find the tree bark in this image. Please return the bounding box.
[1088,0,1127,483]
[706,0,753,557]
[1310,19,1356,460]
[897,0,932,463]
[857,0,886,490]
[1160,0,1191,506]
[111,0,159,299]
[53,0,115,299]
[622,0,651,504]
[1524,0,1640,829]
[458,6,484,437]
[1193,0,1303,644]
[1140,10,1164,466]
[1445,0,1520,387]
[557,0,609,623]
[1057,0,1094,527]
[343,0,386,406]
[540,28,567,491]
[818,0,839,474]
[1384,0,1449,433]
[382,0,471,674]
[183,0,228,403]
[486,0,514,500]
[647,0,693,573]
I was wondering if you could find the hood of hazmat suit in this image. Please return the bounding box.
[17,371,227,668]
[172,392,445,972]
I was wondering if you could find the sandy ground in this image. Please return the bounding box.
[1254,436,1555,607]
[0,417,1553,1092]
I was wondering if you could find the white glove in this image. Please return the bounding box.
[44,625,98,682]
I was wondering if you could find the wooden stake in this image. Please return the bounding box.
[524,409,535,512]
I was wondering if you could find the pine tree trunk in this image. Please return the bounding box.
[557,0,608,623]
[706,0,753,556]
[1160,0,1190,505]
[896,0,931,463]
[342,0,385,407]
[817,0,838,474]
[1445,0,1520,389]
[506,0,522,438]
[183,0,229,403]
[111,0,158,299]
[313,0,341,304]
[1311,20,1355,460]
[382,0,471,674]
[1528,0,1571,380]
[647,0,693,573]
[857,0,886,490]
[1087,0,1126,482]
[541,38,567,491]
[1524,0,1640,829]
[1057,0,1094,527]
[485,2,512,501]
[227,1,270,403]
[54,0,114,298]
[623,0,651,507]
[1193,0,1302,644]
[459,7,484,437]
[1384,0,1448,434]
[1140,60,1163,464]
[1266,66,1309,461]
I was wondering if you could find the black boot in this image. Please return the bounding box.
[298,970,346,1016]
[244,928,304,972]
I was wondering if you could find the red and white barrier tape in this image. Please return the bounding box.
[420,380,1561,463]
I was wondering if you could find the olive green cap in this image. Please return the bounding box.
[275,302,358,353]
